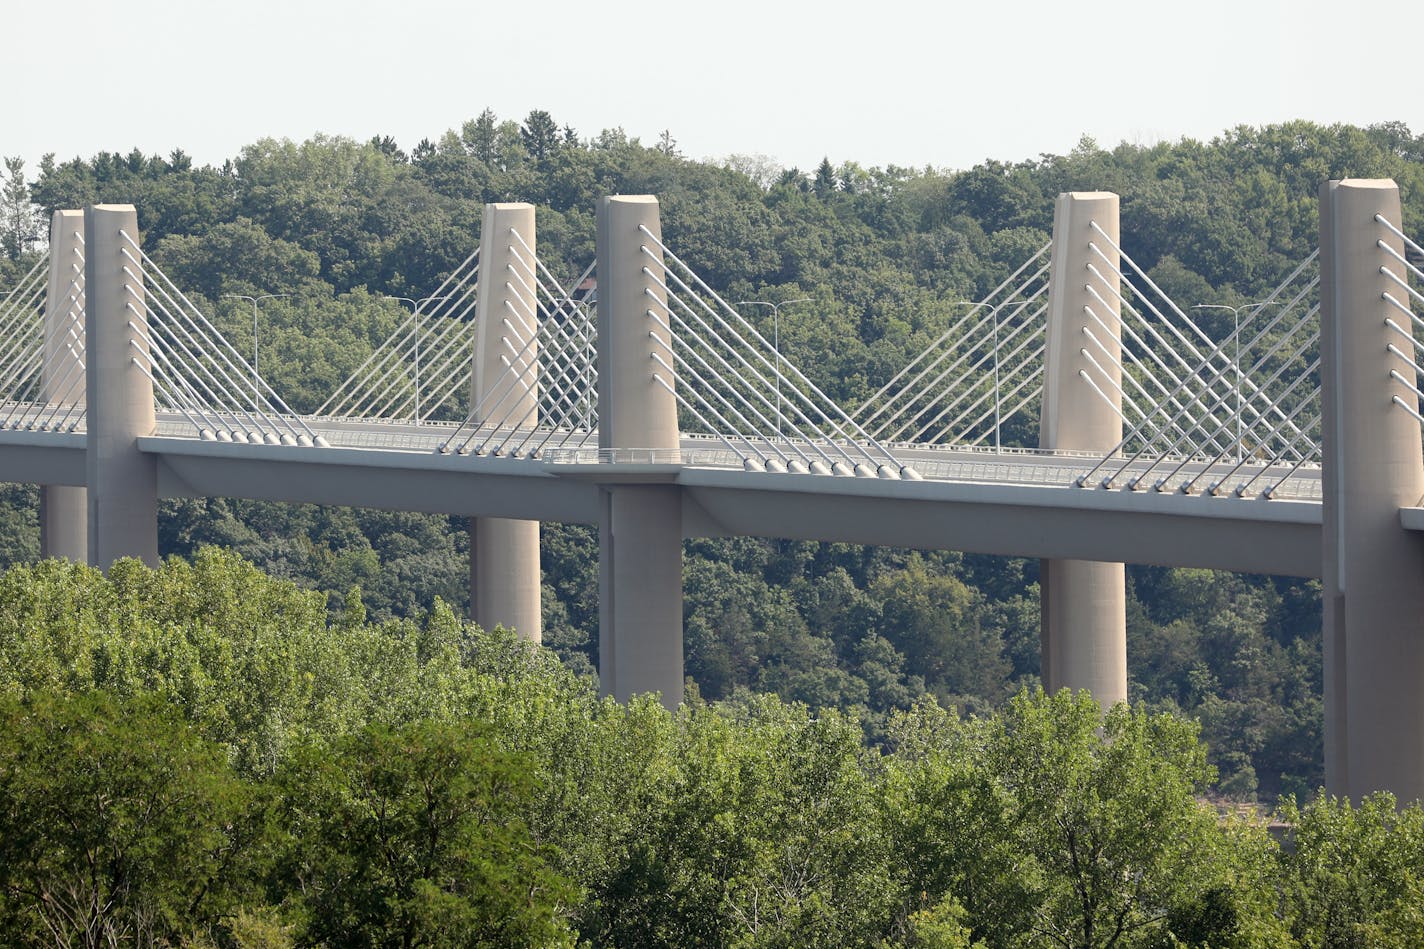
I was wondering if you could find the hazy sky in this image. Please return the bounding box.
[8,0,1422,174]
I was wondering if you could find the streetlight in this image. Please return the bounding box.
[1190,301,1276,462]
[951,300,1002,451]
[224,293,289,410]
[734,297,810,438]
[384,295,450,425]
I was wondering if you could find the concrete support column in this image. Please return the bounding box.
[84,205,157,568]
[596,195,683,707]
[1039,192,1127,709]
[40,210,87,562]
[1320,179,1424,801]
[468,202,542,640]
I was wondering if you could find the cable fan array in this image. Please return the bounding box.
[854,241,1052,449]
[317,247,482,423]
[1074,223,1322,499]
[117,231,323,446]
[1379,215,1424,438]
[635,225,912,478]
[437,229,597,457]
[0,247,88,433]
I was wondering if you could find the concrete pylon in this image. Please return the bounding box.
[469,203,542,641]
[84,205,158,568]
[1039,192,1128,710]
[1320,179,1424,801]
[39,210,87,562]
[596,195,683,708]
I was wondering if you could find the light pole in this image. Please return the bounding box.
[734,297,810,438]
[224,293,289,410]
[384,295,450,424]
[951,301,1002,451]
[1191,301,1276,462]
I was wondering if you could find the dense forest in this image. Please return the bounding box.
[3,114,1424,806]
[2,553,1423,948]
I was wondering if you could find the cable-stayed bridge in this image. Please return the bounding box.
[0,184,1420,802]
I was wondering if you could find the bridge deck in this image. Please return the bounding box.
[0,419,1322,577]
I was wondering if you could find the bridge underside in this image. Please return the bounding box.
[146,438,600,525]
[0,436,1320,578]
[680,470,1320,578]
[0,435,86,487]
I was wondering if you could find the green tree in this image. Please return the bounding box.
[596,696,896,948]
[1,157,36,259]
[872,556,1008,709]
[152,215,323,299]
[813,156,838,198]
[463,108,500,164]
[274,719,577,947]
[893,895,985,948]
[521,110,562,165]
[985,689,1273,948]
[1279,792,1424,948]
[0,691,254,945]
[889,691,1291,947]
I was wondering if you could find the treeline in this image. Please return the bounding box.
[1,551,1422,948]
[3,115,1423,802]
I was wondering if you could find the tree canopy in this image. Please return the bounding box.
[2,551,1415,946]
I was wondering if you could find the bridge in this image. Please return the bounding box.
[0,182,1421,802]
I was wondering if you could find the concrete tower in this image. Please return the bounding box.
[1320,179,1424,801]
[469,203,543,641]
[1039,192,1128,710]
[39,210,87,561]
[84,205,158,568]
[595,195,684,708]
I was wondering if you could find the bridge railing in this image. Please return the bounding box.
[142,411,1324,497]
[0,399,85,433]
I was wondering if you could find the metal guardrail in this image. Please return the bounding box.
[0,401,86,433]
[132,412,1329,500]
[305,428,450,452]
[903,456,1320,500]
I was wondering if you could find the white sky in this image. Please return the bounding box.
[7,0,1422,175]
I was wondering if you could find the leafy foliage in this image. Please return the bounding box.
[0,690,249,945]
[0,552,1416,944]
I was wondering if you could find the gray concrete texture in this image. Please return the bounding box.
[40,210,87,562]
[595,197,684,708]
[1320,179,1424,801]
[1039,192,1128,710]
[84,205,158,568]
[470,203,542,641]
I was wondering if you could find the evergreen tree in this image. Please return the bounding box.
[463,107,499,164]
[0,157,36,259]
[813,156,838,198]
[520,109,561,164]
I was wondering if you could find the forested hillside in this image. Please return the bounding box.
[3,115,1423,802]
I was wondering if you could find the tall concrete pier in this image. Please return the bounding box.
[1039,192,1128,709]
[596,195,683,707]
[1320,179,1424,801]
[84,205,158,568]
[469,203,543,641]
[39,210,87,562]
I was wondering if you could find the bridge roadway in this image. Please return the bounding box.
[0,412,1331,579]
